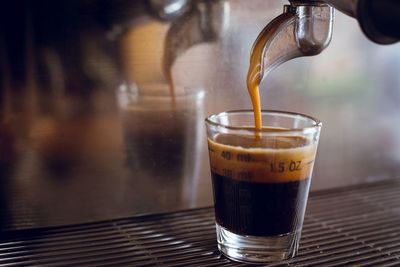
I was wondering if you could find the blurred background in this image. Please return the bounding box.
[1,0,400,231]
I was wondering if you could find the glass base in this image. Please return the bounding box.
[216,223,301,263]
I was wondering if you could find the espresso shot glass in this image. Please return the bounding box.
[205,110,321,263]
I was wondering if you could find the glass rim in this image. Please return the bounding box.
[205,109,322,133]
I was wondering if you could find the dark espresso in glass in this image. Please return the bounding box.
[208,133,316,237]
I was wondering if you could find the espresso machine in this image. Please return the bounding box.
[0,0,400,233]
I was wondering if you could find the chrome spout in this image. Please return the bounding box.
[247,2,333,88]
[294,3,334,55]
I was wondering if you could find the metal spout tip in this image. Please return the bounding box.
[295,5,334,56]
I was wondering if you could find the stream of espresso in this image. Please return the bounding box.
[246,12,293,134]
[246,28,273,134]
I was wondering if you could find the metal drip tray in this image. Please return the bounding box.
[2,180,400,266]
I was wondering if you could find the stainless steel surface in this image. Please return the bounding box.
[319,0,358,17]
[1,0,400,230]
[1,180,400,266]
[291,0,358,18]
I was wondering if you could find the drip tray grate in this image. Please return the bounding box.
[2,180,400,266]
